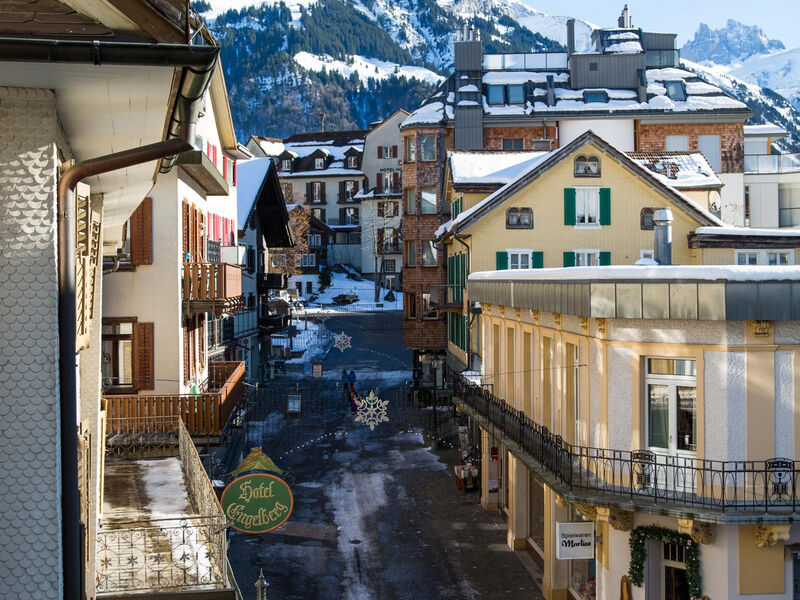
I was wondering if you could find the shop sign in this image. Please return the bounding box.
[312,361,323,377]
[221,473,294,534]
[556,521,595,560]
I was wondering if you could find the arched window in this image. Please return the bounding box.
[640,207,654,230]
[506,207,533,229]
[575,155,600,177]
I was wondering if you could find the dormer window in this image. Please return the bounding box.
[315,157,324,170]
[281,159,292,171]
[487,85,505,105]
[574,155,600,177]
[347,155,358,168]
[583,90,608,103]
[664,81,686,100]
[507,84,524,104]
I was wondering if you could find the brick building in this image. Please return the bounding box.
[400,7,751,382]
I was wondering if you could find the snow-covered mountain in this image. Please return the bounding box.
[198,0,800,149]
[682,20,785,65]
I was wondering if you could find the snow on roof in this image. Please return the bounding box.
[457,100,481,107]
[403,101,446,126]
[626,152,722,189]
[256,138,285,157]
[605,41,642,54]
[483,71,569,85]
[469,264,800,283]
[449,151,551,185]
[744,123,788,137]
[236,158,271,227]
[458,84,480,93]
[283,142,360,161]
[694,226,800,237]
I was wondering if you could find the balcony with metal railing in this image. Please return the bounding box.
[183,262,244,316]
[452,373,800,521]
[97,416,239,598]
[103,361,246,436]
[744,153,800,174]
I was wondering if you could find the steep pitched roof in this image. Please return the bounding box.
[237,158,293,247]
[436,130,725,240]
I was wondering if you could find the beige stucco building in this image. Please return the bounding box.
[456,265,800,600]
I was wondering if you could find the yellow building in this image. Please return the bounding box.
[435,131,800,373]
[455,264,800,600]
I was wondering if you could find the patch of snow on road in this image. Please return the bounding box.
[328,471,391,600]
[307,271,403,312]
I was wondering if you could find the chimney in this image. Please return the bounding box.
[567,19,575,54]
[653,208,673,265]
[618,4,631,28]
[636,69,647,103]
[545,75,555,106]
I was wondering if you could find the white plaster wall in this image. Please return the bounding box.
[775,321,800,345]
[607,346,634,451]
[360,197,402,276]
[559,119,635,151]
[775,351,794,458]
[103,171,184,394]
[606,319,744,345]
[329,241,363,270]
[719,172,745,226]
[743,178,779,228]
[705,351,746,461]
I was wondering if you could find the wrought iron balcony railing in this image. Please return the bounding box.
[453,373,800,519]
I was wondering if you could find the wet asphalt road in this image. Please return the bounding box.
[227,309,543,600]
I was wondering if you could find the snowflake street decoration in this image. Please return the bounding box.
[333,331,352,352]
[354,391,389,431]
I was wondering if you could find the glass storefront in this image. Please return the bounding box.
[568,507,596,600]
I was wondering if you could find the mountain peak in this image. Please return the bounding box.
[682,20,785,66]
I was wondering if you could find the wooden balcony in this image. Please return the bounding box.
[183,262,244,316]
[104,361,246,435]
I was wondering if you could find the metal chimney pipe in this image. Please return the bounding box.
[653,208,673,265]
[567,19,575,55]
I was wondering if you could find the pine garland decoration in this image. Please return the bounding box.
[628,525,701,599]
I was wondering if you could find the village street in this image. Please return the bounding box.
[226,304,544,600]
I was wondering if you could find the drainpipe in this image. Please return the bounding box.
[52,56,216,600]
[58,138,191,600]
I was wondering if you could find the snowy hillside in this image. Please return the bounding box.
[682,20,785,65]
[728,48,800,111]
[293,52,445,86]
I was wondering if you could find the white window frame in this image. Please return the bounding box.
[301,253,316,268]
[574,187,600,228]
[312,181,322,202]
[307,234,321,246]
[644,357,697,457]
[281,159,291,171]
[314,157,324,170]
[573,248,600,266]
[736,249,794,265]
[640,249,655,260]
[506,249,532,270]
[344,180,355,201]
[347,155,358,168]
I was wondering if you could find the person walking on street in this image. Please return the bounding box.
[348,369,356,392]
[349,390,358,414]
[341,369,349,396]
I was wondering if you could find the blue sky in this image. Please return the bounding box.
[520,1,800,49]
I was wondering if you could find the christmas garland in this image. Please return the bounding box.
[628,525,702,599]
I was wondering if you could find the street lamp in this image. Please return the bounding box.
[255,569,269,600]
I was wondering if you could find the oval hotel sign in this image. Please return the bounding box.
[221,473,294,533]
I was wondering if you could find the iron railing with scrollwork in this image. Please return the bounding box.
[453,373,800,517]
[179,418,224,518]
[95,515,227,595]
[104,416,181,457]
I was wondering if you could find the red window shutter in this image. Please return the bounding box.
[339,181,345,201]
[392,172,399,192]
[206,141,210,158]
[377,202,384,218]
[133,322,154,390]
[130,197,153,266]
[223,155,228,182]
[377,146,383,159]
[183,320,190,383]
[320,181,326,200]
[213,145,218,168]
[223,218,229,245]
[392,145,398,158]
[306,182,313,202]
[377,228,384,249]
[376,175,383,194]
[198,317,206,372]
[233,160,237,186]
[182,200,189,262]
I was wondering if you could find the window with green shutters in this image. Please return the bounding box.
[496,251,508,270]
[447,312,468,351]
[563,188,576,225]
[599,188,611,225]
[451,196,463,218]
[599,251,611,265]
[563,251,575,267]
[448,254,466,303]
[531,251,544,269]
